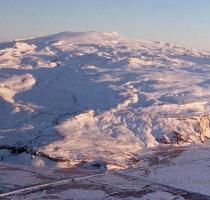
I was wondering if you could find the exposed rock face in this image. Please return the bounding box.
[199,115,210,142]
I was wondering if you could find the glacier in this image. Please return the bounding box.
[1,31,210,198]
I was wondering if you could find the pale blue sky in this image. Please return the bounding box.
[0,0,210,50]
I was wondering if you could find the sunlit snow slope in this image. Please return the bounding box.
[1,31,210,169]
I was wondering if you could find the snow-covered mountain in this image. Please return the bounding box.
[1,31,210,170]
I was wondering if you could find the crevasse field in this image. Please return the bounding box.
[1,32,210,199]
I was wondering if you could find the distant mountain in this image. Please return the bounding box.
[1,31,210,170]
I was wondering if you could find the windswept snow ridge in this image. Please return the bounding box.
[1,31,210,169]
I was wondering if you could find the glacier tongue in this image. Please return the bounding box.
[1,31,210,169]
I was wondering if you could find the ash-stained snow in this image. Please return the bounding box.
[1,31,210,171]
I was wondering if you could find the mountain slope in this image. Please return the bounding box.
[1,31,210,169]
